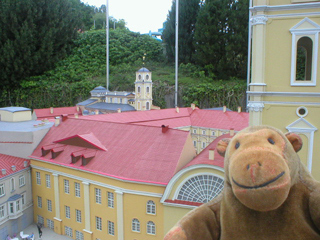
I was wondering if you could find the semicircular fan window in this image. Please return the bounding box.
[177,175,224,203]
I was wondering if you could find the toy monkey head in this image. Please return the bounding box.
[217,126,303,212]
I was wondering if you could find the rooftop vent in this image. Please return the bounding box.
[24,161,28,167]
[191,103,196,110]
[61,114,68,122]
[50,107,54,114]
[11,165,16,171]
[223,106,227,113]
[55,116,60,127]
[176,107,179,113]
[230,128,235,136]
[161,125,169,133]
[238,106,242,113]
[2,169,6,175]
[41,144,56,156]
[209,149,215,160]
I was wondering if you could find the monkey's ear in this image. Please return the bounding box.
[217,138,231,157]
[285,132,303,152]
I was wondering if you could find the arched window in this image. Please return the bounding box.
[146,200,156,214]
[147,221,156,235]
[146,86,150,93]
[132,218,140,232]
[146,74,149,80]
[138,75,142,80]
[137,86,141,93]
[296,37,313,81]
[177,175,224,203]
[146,102,150,110]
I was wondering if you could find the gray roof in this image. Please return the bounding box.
[205,107,232,112]
[7,194,22,202]
[137,67,150,72]
[0,107,31,113]
[106,91,134,97]
[0,120,54,132]
[77,99,98,106]
[86,102,136,112]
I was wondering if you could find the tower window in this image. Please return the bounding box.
[138,86,141,93]
[146,75,149,80]
[296,37,312,81]
[290,18,319,86]
[146,87,150,93]
[138,75,142,80]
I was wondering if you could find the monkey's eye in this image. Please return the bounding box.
[235,142,240,149]
[268,138,275,145]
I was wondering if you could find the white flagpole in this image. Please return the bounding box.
[175,0,179,107]
[106,0,110,91]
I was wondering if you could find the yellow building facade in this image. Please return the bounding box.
[248,0,320,179]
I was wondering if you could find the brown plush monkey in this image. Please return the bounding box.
[164,126,320,240]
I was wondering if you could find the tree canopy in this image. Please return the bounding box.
[0,0,92,92]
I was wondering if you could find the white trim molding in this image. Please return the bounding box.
[250,3,320,13]
[251,15,268,25]
[286,118,317,172]
[247,102,265,112]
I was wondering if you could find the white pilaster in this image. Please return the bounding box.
[115,190,124,240]
[53,173,61,220]
[82,182,91,232]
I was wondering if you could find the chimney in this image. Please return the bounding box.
[223,106,227,113]
[176,107,179,113]
[95,110,99,115]
[2,169,6,175]
[76,105,80,111]
[74,113,79,118]
[161,125,169,133]
[238,106,242,113]
[117,108,121,113]
[11,165,16,171]
[230,128,235,136]
[24,161,28,167]
[209,149,215,160]
[55,116,61,127]
[61,114,68,122]
[191,103,196,110]
[50,107,53,114]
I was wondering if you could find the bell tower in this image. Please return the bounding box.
[135,67,153,111]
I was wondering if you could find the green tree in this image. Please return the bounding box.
[193,0,249,79]
[0,0,86,96]
[162,0,201,63]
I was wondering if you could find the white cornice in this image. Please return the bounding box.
[250,3,320,13]
[31,164,163,198]
[247,91,320,97]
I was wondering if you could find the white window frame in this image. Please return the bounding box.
[46,174,51,188]
[8,199,21,216]
[47,218,54,229]
[132,218,140,232]
[147,221,156,235]
[47,199,52,212]
[95,188,101,204]
[65,206,70,219]
[37,196,42,208]
[64,179,70,194]
[0,204,6,219]
[75,230,84,240]
[37,215,44,225]
[21,193,26,206]
[10,178,15,192]
[107,192,114,208]
[76,209,81,223]
[290,18,319,86]
[146,200,156,215]
[108,221,115,235]
[19,175,25,187]
[36,172,41,185]
[75,182,80,197]
[202,141,206,149]
[65,226,73,237]
[96,216,102,230]
[0,183,5,197]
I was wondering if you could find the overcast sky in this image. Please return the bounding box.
[81,0,173,33]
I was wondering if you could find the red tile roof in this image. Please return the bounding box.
[0,154,29,178]
[184,133,234,169]
[34,107,81,120]
[79,107,248,131]
[30,118,193,185]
